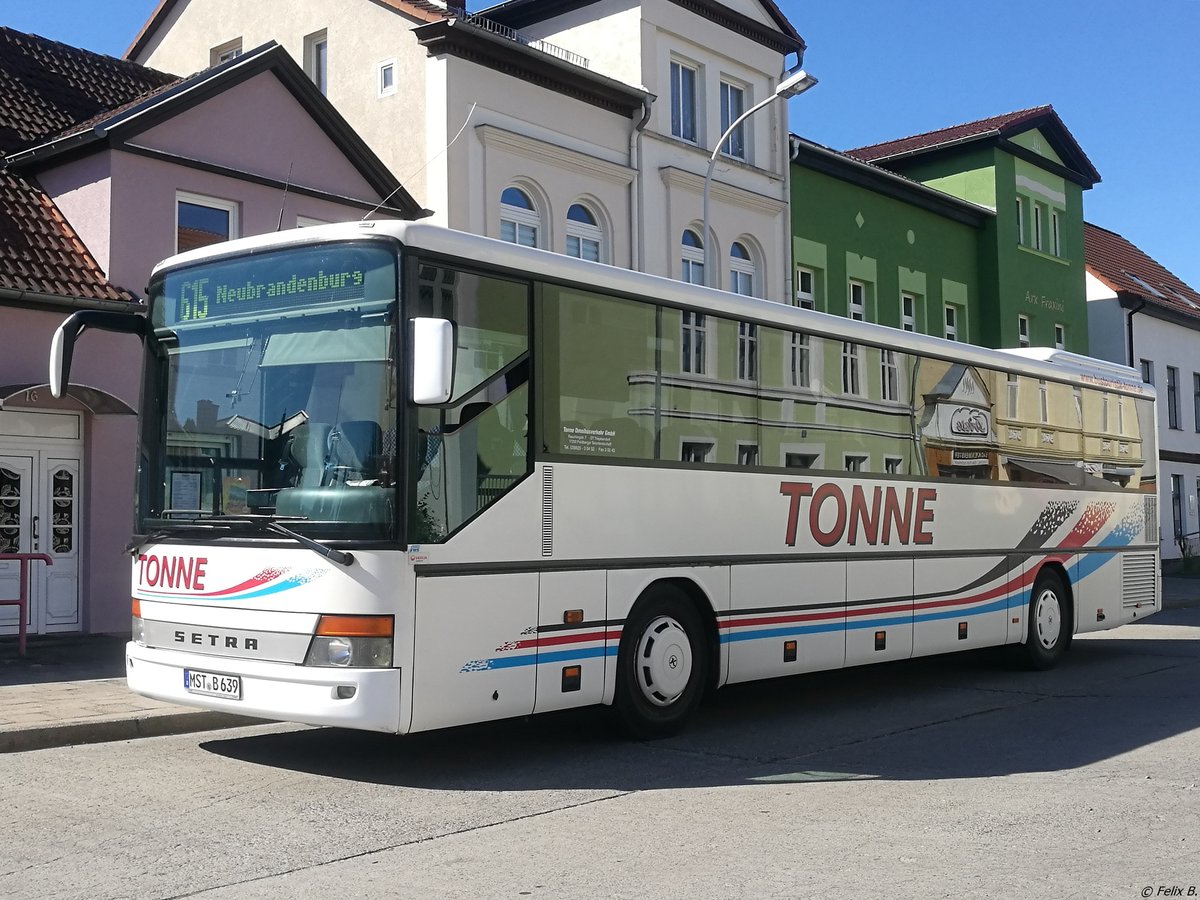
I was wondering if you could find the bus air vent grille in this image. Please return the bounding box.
[541,466,553,557]
[1121,552,1157,609]
[1145,495,1158,543]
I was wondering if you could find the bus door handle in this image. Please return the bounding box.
[31,514,39,551]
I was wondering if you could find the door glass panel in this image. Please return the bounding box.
[51,469,74,554]
[0,466,22,554]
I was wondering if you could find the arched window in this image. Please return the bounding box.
[565,203,603,262]
[680,228,704,285]
[729,241,755,296]
[500,187,539,247]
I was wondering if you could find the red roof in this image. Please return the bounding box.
[845,104,1100,187]
[1085,222,1200,321]
[847,106,1054,163]
[0,27,175,155]
[0,170,133,302]
[0,27,177,304]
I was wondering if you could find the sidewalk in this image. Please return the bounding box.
[3,576,1200,755]
[0,635,262,753]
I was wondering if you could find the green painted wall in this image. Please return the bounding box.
[877,128,1090,354]
[790,162,982,343]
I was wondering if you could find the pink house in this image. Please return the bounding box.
[0,29,422,638]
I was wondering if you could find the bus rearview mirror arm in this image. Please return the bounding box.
[50,310,147,398]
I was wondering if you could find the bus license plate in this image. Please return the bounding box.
[183,669,242,700]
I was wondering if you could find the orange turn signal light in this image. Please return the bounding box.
[315,615,394,638]
[131,598,142,618]
[563,609,584,625]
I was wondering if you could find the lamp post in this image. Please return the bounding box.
[702,68,818,288]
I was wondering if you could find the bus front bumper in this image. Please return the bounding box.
[126,642,403,734]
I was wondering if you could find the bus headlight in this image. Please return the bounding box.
[304,615,394,668]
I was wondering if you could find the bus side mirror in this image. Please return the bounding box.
[411,317,455,405]
[49,310,147,398]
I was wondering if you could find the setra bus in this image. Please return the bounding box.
[50,221,1161,738]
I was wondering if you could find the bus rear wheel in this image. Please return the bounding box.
[1022,568,1071,670]
[614,587,708,739]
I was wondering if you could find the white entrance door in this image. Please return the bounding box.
[0,450,81,634]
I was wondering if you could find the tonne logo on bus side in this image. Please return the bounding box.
[779,482,938,547]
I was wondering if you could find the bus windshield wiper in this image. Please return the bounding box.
[129,514,354,567]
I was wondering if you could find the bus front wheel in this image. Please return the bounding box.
[614,587,708,739]
[1022,568,1071,670]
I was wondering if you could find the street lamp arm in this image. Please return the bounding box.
[702,93,779,288]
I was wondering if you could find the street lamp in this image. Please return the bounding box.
[702,68,818,288]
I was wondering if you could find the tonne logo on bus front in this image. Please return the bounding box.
[779,481,938,547]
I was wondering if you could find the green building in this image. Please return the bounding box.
[791,106,1101,353]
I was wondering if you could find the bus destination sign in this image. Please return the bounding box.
[176,267,368,322]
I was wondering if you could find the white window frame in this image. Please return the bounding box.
[848,280,866,321]
[1054,323,1065,350]
[901,292,917,332]
[210,38,242,66]
[841,341,863,396]
[680,439,713,464]
[944,304,959,341]
[880,349,900,402]
[843,453,869,473]
[730,242,755,297]
[1039,379,1049,425]
[1018,314,1030,347]
[1102,391,1110,434]
[720,79,747,160]
[500,187,539,248]
[736,442,759,467]
[681,311,708,375]
[1052,209,1062,256]
[304,30,329,95]
[796,267,815,308]
[680,229,704,285]
[1032,201,1044,251]
[737,321,757,381]
[1007,373,1019,420]
[1016,196,1025,244]
[377,59,396,98]
[669,58,699,144]
[781,445,823,469]
[565,203,604,263]
[790,332,813,389]
[175,191,239,254]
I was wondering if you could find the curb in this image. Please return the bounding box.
[0,710,263,754]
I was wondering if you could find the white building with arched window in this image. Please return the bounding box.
[130,0,805,300]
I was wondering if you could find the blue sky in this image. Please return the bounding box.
[8,0,1199,287]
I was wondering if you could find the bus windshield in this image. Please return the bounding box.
[139,241,399,542]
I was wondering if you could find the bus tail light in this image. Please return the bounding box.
[305,615,394,668]
[131,599,146,646]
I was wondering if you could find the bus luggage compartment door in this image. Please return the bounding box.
[409,572,538,732]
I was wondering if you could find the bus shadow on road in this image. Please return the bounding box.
[200,628,1200,790]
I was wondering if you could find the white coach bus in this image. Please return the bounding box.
[50,221,1160,738]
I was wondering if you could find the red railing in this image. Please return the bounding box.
[0,553,53,656]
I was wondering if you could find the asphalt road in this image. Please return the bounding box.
[5,609,1200,900]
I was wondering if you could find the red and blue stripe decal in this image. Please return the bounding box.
[458,498,1144,673]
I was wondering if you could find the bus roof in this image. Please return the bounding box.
[151,220,1154,399]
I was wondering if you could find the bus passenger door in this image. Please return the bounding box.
[409,573,539,733]
[534,570,607,713]
[844,558,914,666]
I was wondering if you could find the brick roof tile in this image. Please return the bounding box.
[1085,222,1200,321]
[846,105,1053,163]
[0,27,167,303]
